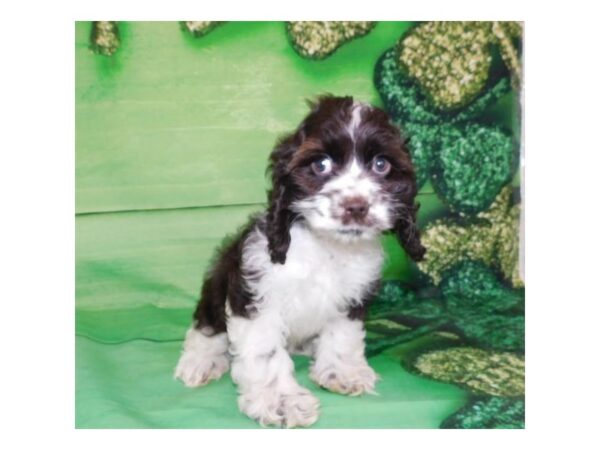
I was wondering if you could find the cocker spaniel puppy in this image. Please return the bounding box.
[175,95,425,427]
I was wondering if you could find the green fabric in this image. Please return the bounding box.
[76,21,520,428]
[76,21,416,214]
[75,203,468,428]
[76,337,466,428]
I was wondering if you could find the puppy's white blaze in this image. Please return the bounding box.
[348,158,362,177]
[321,159,371,193]
[346,102,366,143]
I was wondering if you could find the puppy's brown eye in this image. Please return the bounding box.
[372,155,391,176]
[311,155,333,176]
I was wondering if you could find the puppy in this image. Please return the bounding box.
[175,95,425,427]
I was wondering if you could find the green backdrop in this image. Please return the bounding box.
[76,21,520,428]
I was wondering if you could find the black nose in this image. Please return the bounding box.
[341,197,370,223]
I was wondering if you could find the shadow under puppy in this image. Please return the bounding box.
[175,95,425,427]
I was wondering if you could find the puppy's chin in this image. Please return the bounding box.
[303,217,385,244]
[332,227,380,244]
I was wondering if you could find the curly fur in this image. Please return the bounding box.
[175,95,425,427]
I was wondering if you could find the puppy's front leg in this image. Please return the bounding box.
[310,317,378,396]
[228,312,320,428]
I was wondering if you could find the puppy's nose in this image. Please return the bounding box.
[341,196,370,222]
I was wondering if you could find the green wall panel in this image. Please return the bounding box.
[75,193,443,314]
[76,21,415,214]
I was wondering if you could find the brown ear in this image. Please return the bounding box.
[394,199,426,262]
[265,136,297,264]
[391,146,426,262]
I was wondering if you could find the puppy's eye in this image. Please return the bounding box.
[371,155,391,176]
[311,155,333,176]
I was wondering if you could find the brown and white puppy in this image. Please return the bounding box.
[175,95,425,427]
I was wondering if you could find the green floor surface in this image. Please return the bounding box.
[76,336,466,428]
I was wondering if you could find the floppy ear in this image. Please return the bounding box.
[265,136,297,265]
[394,198,426,262]
[392,149,426,262]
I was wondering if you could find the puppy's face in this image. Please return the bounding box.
[267,96,425,262]
[287,101,409,242]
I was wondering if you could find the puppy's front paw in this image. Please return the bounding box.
[310,362,379,396]
[238,386,320,428]
[174,351,229,387]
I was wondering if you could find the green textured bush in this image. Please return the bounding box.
[396,21,522,111]
[374,48,516,209]
[417,187,523,288]
[180,21,224,38]
[413,347,524,396]
[441,397,525,429]
[375,48,512,125]
[366,260,524,355]
[440,260,522,312]
[430,123,515,214]
[286,21,375,59]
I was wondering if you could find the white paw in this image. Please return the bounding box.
[174,350,230,387]
[310,361,379,396]
[238,386,320,428]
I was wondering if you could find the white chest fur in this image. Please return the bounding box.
[241,222,384,342]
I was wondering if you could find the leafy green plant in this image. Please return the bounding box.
[366,260,524,356]
[441,396,525,429]
[286,22,376,59]
[397,22,521,110]
[417,187,523,287]
[375,47,517,213]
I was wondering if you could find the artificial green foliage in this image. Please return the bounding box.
[441,262,524,353]
[441,261,523,314]
[367,281,444,322]
[492,200,522,289]
[413,347,524,396]
[430,123,514,214]
[418,216,496,282]
[397,21,522,111]
[398,22,493,111]
[90,21,120,56]
[375,48,512,125]
[441,397,525,429]
[454,314,524,352]
[400,122,439,188]
[374,48,514,194]
[366,261,524,355]
[286,21,376,59]
[375,49,446,125]
[180,21,224,38]
[491,22,523,89]
[366,263,525,427]
[417,186,523,287]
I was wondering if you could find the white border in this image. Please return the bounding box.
[3,1,600,448]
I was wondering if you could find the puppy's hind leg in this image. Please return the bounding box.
[174,326,230,387]
[176,250,233,387]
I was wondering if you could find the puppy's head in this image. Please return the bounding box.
[266,95,425,264]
